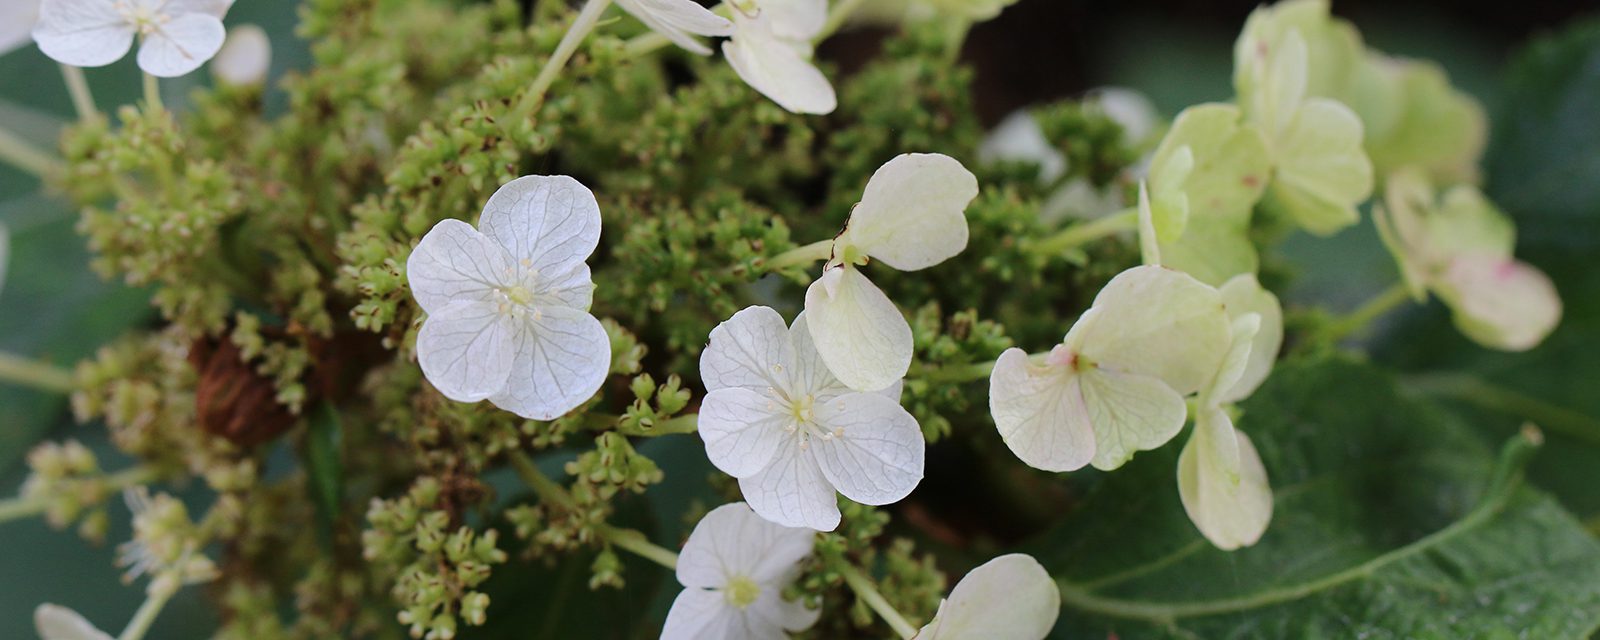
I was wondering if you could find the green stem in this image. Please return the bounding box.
[117,579,176,640]
[142,73,163,113]
[1322,282,1411,343]
[507,0,614,128]
[762,239,834,272]
[0,351,76,393]
[0,466,157,525]
[622,31,673,59]
[1057,428,1542,623]
[817,0,868,40]
[838,563,919,640]
[508,451,576,511]
[59,64,98,122]
[0,124,64,178]
[1075,539,1209,591]
[1406,373,1600,448]
[616,413,699,437]
[598,524,679,569]
[908,350,1050,384]
[1028,209,1138,257]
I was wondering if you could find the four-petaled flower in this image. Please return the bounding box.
[700,306,925,531]
[33,0,235,77]
[34,604,113,640]
[804,152,978,392]
[1373,168,1561,351]
[661,502,820,640]
[723,0,836,115]
[916,554,1060,640]
[615,0,733,56]
[407,175,612,420]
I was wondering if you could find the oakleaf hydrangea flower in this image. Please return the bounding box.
[1,0,40,56]
[723,0,836,115]
[1144,103,1271,285]
[1373,169,1561,351]
[916,554,1060,640]
[989,265,1232,471]
[33,0,235,77]
[700,306,924,531]
[805,153,978,392]
[407,175,611,420]
[34,604,112,640]
[211,24,269,86]
[1236,27,1373,236]
[661,502,820,639]
[616,0,734,56]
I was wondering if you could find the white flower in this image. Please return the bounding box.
[661,502,820,640]
[805,153,978,392]
[211,23,269,86]
[989,265,1232,472]
[33,0,235,78]
[1,0,40,56]
[1087,86,1160,145]
[406,175,612,420]
[1215,273,1281,403]
[34,604,113,640]
[977,110,1067,184]
[916,554,1059,640]
[615,0,733,56]
[1373,169,1561,351]
[700,306,924,531]
[723,0,836,115]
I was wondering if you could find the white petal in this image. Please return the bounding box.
[168,0,234,17]
[136,13,225,77]
[212,24,271,85]
[487,306,611,420]
[532,261,595,311]
[661,588,744,640]
[615,0,733,55]
[477,175,602,276]
[916,554,1060,640]
[1090,87,1160,144]
[739,437,840,531]
[677,502,815,589]
[1435,255,1562,352]
[723,18,836,115]
[416,300,519,403]
[988,348,1095,473]
[810,392,924,505]
[803,267,912,392]
[786,311,858,401]
[701,306,793,393]
[1081,366,1188,471]
[756,0,828,41]
[747,587,822,634]
[35,604,114,640]
[1270,98,1373,236]
[978,111,1067,184]
[1177,408,1273,550]
[406,218,515,315]
[1137,181,1162,266]
[0,0,40,56]
[839,153,978,272]
[32,0,132,68]
[699,388,792,478]
[1217,274,1282,403]
[1074,265,1232,395]
[1202,313,1261,407]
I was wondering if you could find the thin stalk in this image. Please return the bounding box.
[117,580,176,640]
[0,125,65,178]
[762,239,834,272]
[507,0,615,127]
[909,350,1050,384]
[508,451,575,510]
[817,0,868,40]
[1029,209,1137,257]
[142,73,163,112]
[0,351,76,393]
[622,31,672,59]
[599,524,679,569]
[838,563,919,640]
[0,466,158,525]
[616,413,698,437]
[59,64,98,121]
[1322,282,1411,343]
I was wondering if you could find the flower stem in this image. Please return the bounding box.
[0,351,75,393]
[598,524,679,569]
[908,350,1051,384]
[621,31,672,58]
[838,563,919,640]
[142,73,163,113]
[0,124,64,178]
[1322,282,1411,343]
[117,578,177,640]
[817,0,868,40]
[0,466,156,525]
[507,0,614,127]
[59,64,98,122]
[611,413,699,437]
[762,239,834,272]
[508,451,576,511]
[1028,208,1138,257]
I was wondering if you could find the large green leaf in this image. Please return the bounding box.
[1034,357,1600,638]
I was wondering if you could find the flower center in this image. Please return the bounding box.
[838,243,868,267]
[724,576,761,609]
[494,261,543,320]
[114,0,171,34]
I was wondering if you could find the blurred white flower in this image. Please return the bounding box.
[977,111,1067,184]
[917,554,1060,640]
[723,0,835,114]
[407,175,611,420]
[34,604,113,640]
[212,24,270,86]
[805,153,978,391]
[661,502,820,639]
[1,0,40,56]
[615,0,733,56]
[33,0,235,77]
[700,306,922,531]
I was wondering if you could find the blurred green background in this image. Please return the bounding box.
[2,0,1597,637]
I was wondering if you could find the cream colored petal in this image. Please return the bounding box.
[1075,265,1232,394]
[723,16,835,115]
[35,604,114,640]
[1217,274,1282,403]
[988,348,1096,473]
[1081,366,1189,471]
[838,153,978,271]
[1177,408,1273,550]
[676,502,814,589]
[803,267,912,392]
[32,0,132,68]
[405,218,516,314]
[916,554,1060,640]
[698,388,793,478]
[1435,254,1562,352]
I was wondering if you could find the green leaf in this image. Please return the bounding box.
[305,401,345,547]
[1034,357,1600,638]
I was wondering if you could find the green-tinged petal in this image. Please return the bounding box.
[1263,98,1374,236]
[1082,366,1188,471]
[1361,57,1488,184]
[1205,312,1262,406]
[1158,216,1259,286]
[1234,0,1364,108]
[1429,184,1516,259]
[1177,407,1273,550]
[837,153,978,272]
[1217,274,1283,403]
[916,554,1060,640]
[1073,266,1233,395]
[1137,182,1163,266]
[1150,103,1271,227]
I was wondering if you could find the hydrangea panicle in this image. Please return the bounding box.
[407,175,612,420]
[33,0,235,77]
[661,502,820,639]
[916,554,1060,640]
